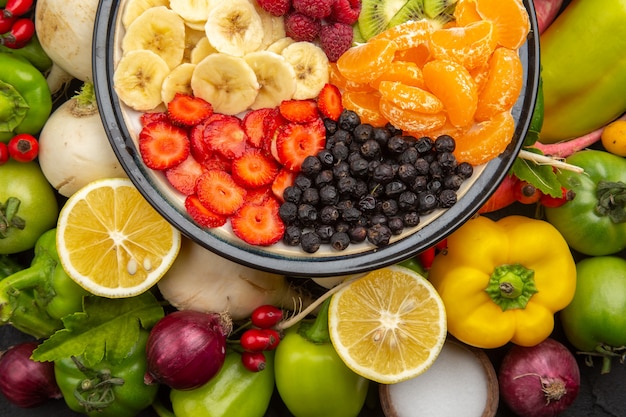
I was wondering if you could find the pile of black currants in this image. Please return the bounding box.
[279,110,474,253]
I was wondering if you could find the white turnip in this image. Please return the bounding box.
[38,82,127,197]
[34,0,98,82]
[157,238,313,321]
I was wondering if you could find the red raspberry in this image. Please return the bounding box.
[319,22,354,62]
[292,0,333,19]
[255,0,291,16]
[329,0,361,25]
[285,12,321,42]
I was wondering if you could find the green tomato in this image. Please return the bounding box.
[170,349,275,417]
[54,330,158,417]
[545,149,626,256]
[0,159,59,254]
[560,256,626,373]
[275,325,369,417]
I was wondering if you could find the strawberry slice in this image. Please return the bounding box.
[139,120,190,170]
[243,108,275,149]
[245,187,273,205]
[271,168,296,202]
[232,149,279,189]
[140,111,168,127]
[196,170,246,216]
[317,83,343,121]
[190,113,233,163]
[184,194,228,228]
[167,93,214,126]
[275,118,326,171]
[279,99,320,123]
[231,197,285,246]
[202,152,232,173]
[165,154,207,195]
[203,115,248,160]
[262,108,288,155]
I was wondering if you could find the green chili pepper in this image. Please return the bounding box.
[274,298,369,417]
[539,0,626,143]
[0,34,53,73]
[0,52,52,142]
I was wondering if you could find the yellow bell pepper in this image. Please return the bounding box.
[428,215,576,349]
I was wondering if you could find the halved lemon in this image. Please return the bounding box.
[56,178,181,298]
[328,265,447,384]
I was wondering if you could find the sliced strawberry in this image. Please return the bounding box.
[317,83,343,121]
[139,120,190,170]
[202,152,232,173]
[203,115,248,160]
[245,186,273,205]
[279,99,319,123]
[167,93,214,126]
[184,194,228,228]
[231,198,285,246]
[190,113,233,163]
[262,108,288,155]
[196,170,246,216]
[275,118,326,171]
[243,108,275,149]
[140,111,168,127]
[271,168,296,202]
[232,149,279,189]
[165,154,206,195]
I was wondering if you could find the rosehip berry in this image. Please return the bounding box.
[0,142,9,165]
[240,328,274,352]
[241,351,267,372]
[250,304,283,329]
[7,133,38,162]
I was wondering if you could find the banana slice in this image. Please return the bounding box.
[281,41,330,100]
[121,0,169,29]
[254,3,286,50]
[122,6,186,70]
[204,0,264,56]
[169,0,212,24]
[266,36,295,54]
[244,51,297,109]
[184,27,209,62]
[191,53,260,115]
[190,37,218,64]
[161,62,196,104]
[114,49,171,111]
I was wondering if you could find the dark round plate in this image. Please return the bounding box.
[92,1,540,277]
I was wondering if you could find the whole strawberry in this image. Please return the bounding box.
[319,22,354,62]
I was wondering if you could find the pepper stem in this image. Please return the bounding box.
[595,180,626,223]
[485,264,537,311]
[298,298,332,345]
[71,356,125,413]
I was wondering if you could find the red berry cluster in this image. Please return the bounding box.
[239,305,284,372]
[0,134,39,165]
[0,0,35,48]
[255,0,361,62]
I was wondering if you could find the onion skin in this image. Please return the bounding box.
[499,338,580,417]
[0,342,62,408]
[144,310,231,391]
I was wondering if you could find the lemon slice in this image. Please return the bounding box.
[328,265,447,384]
[56,178,181,298]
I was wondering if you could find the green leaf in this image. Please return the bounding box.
[510,148,563,197]
[32,292,164,366]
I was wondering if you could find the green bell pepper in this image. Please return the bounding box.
[274,298,369,417]
[0,34,53,73]
[54,329,159,417]
[170,349,275,417]
[0,52,52,142]
[0,229,89,338]
[539,0,626,143]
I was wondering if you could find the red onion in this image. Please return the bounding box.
[144,310,232,390]
[0,341,62,408]
[498,338,580,417]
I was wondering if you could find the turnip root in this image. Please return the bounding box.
[157,238,313,321]
[38,82,127,197]
[35,0,98,82]
[534,0,565,34]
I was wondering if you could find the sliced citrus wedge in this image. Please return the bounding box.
[328,265,447,384]
[56,178,181,298]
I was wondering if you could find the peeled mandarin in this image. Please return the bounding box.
[475,47,523,121]
[378,81,444,114]
[329,63,375,92]
[372,19,434,51]
[453,111,516,165]
[342,90,388,127]
[379,98,447,133]
[475,0,530,49]
[336,38,398,84]
[454,0,482,26]
[369,61,425,90]
[430,20,497,70]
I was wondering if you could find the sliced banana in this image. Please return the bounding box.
[254,3,286,50]
[190,37,218,64]
[121,0,169,29]
[281,41,330,100]
[244,51,297,109]
[161,62,196,104]
[184,27,209,62]
[204,0,264,56]
[122,6,186,70]
[266,36,295,54]
[114,49,171,111]
[184,19,208,32]
[169,0,212,24]
[191,53,259,115]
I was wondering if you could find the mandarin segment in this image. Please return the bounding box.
[378,81,444,114]
[429,20,497,70]
[422,59,478,128]
[475,47,524,121]
[475,0,530,49]
[336,38,399,83]
[372,19,433,50]
[342,90,389,127]
[379,98,447,133]
[369,60,425,90]
[329,63,375,93]
[453,111,516,165]
[453,0,482,25]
